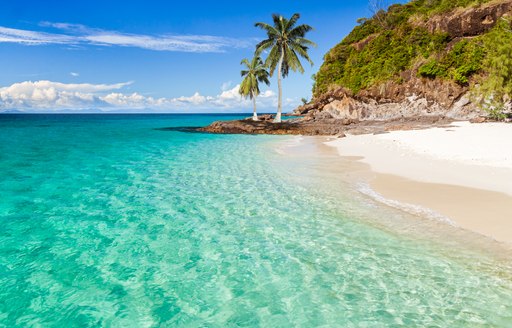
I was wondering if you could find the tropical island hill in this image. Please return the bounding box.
[201,0,512,136]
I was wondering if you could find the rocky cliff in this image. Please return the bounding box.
[295,77,475,121]
[300,0,512,121]
[420,0,512,37]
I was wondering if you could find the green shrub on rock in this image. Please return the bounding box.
[312,0,510,121]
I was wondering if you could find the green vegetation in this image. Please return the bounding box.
[412,0,489,16]
[313,0,458,96]
[239,56,270,121]
[314,24,450,94]
[313,0,512,119]
[417,39,484,84]
[255,13,316,122]
[474,19,512,120]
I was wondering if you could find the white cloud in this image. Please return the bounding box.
[39,22,90,33]
[0,80,291,112]
[173,92,207,105]
[100,92,148,107]
[0,80,131,110]
[218,85,241,101]
[0,26,74,45]
[260,90,276,98]
[70,72,79,77]
[221,81,233,91]
[0,22,253,53]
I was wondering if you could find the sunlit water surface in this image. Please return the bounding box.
[0,114,511,327]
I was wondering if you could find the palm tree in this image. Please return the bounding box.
[239,56,270,121]
[255,13,316,122]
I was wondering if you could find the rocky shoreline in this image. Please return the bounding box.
[198,115,461,136]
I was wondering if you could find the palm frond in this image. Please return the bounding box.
[240,58,250,67]
[294,37,317,48]
[271,14,283,31]
[264,46,281,76]
[239,54,270,99]
[290,42,314,66]
[289,24,314,38]
[279,48,290,78]
[258,74,271,86]
[255,64,270,85]
[254,22,279,37]
[286,13,301,31]
[255,13,314,78]
[255,38,275,54]
[251,75,260,96]
[286,47,305,74]
[251,56,263,68]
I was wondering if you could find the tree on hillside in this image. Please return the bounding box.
[239,56,270,121]
[255,13,316,122]
[369,0,391,29]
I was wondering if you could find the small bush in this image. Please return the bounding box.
[418,60,446,78]
[418,40,483,84]
[473,19,512,120]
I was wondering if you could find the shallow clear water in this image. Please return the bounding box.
[1,114,511,327]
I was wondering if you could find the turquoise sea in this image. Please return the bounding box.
[1,114,511,327]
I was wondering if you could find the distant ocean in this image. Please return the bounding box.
[1,114,511,326]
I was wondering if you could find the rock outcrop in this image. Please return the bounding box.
[419,0,512,37]
[199,118,346,135]
[199,116,455,136]
[307,0,512,124]
[294,76,479,121]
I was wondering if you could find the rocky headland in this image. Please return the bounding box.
[199,114,457,136]
[201,0,511,136]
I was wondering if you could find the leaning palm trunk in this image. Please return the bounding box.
[252,92,259,121]
[274,51,284,123]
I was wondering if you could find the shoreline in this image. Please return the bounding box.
[199,115,455,136]
[323,121,512,244]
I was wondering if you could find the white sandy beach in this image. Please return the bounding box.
[325,121,512,243]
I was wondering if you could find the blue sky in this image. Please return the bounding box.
[0,0,379,113]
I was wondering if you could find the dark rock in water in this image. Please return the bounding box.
[257,114,274,121]
[154,126,205,133]
[198,116,455,136]
[244,114,274,121]
[199,119,345,135]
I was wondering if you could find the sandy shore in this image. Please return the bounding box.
[325,121,512,244]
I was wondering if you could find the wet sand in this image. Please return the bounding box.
[371,174,512,243]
